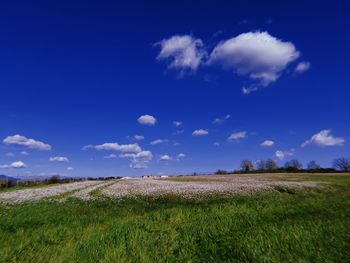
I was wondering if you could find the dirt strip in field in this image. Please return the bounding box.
[0,181,103,204]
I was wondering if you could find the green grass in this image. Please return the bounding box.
[0,175,349,262]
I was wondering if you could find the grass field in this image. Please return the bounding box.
[0,173,349,262]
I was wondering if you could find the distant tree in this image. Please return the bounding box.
[240,160,254,172]
[285,159,303,170]
[215,169,228,175]
[307,160,321,170]
[265,159,278,171]
[48,176,60,184]
[333,157,350,171]
[256,160,266,171]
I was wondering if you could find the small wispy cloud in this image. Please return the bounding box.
[227,131,247,142]
[213,114,231,124]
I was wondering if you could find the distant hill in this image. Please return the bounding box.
[0,175,20,181]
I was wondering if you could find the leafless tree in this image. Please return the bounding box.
[265,159,278,171]
[240,160,254,172]
[256,160,266,171]
[285,159,302,170]
[333,157,350,171]
[307,160,321,170]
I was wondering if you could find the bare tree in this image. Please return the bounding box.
[285,159,302,170]
[256,160,266,171]
[240,160,254,172]
[265,159,278,171]
[333,157,350,171]
[307,160,321,170]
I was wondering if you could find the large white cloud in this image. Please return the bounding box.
[49,156,69,163]
[156,35,206,72]
[208,31,300,91]
[227,131,247,142]
[302,130,344,147]
[137,115,157,126]
[3,134,52,151]
[192,129,209,136]
[83,142,142,153]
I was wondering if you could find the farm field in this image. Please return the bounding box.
[0,173,349,262]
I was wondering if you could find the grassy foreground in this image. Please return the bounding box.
[0,174,349,262]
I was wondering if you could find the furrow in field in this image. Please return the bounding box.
[73,181,116,200]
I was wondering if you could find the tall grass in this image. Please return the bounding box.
[0,175,349,262]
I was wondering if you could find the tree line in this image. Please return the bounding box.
[215,157,350,174]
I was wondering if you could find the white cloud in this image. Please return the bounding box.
[173,121,182,127]
[275,149,294,160]
[295,61,311,74]
[213,114,231,124]
[208,31,300,92]
[192,129,209,136]
[49,156,69,163]
[260,140,274,147]
[67,167,74,171]
[227,131,247,142]
[114,151,153,169]
[3,134,51,151]
[302,130,344,147]
[130,163,148,169]
[83,143,142,153]
[134,135,144,141]
[160,154,172,161]
[20,151,29,156]
[213,142,220,146]
[104,153,118,159]
[118,153,136,158]
[177,153,186,159]
[156,35,206,72]
[242,86,259,94]
[5,152,14,157]
[137,115,157,126]
[150,139,168,145]
[129,151,153,169]
[7,161,26,169]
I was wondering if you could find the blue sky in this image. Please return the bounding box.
[0,0,349,178]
